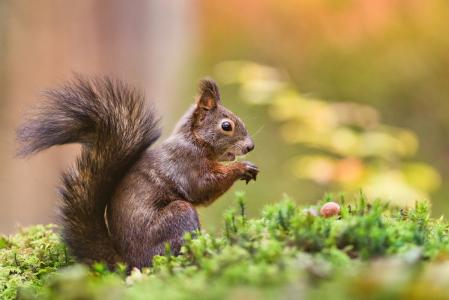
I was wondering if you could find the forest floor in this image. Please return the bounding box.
[2,191,449,300]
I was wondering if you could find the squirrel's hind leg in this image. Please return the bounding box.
[125,200,200,269]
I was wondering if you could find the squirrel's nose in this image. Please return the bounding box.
[246,141,255,154]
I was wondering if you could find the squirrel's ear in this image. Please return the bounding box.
[196,77,221,110]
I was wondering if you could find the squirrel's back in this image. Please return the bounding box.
[17,74,161,267]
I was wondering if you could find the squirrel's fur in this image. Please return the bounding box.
[17,74,258,269]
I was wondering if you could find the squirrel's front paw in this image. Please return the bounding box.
[239,161,259,185]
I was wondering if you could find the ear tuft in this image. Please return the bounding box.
[197,77,221,110]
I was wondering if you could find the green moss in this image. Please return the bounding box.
[3,192,449,299]
[0,225,74,299]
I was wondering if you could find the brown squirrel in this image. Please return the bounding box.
[16,75,258,270]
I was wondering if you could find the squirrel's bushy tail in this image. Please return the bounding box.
[17,74,161,267]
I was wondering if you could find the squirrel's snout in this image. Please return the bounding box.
[243,141,255,155]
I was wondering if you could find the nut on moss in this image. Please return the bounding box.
[320,202,340,218]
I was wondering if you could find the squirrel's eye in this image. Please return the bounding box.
[221,121,232,132]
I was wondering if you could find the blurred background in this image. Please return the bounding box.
[1,0,448,234]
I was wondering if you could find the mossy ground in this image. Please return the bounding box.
[3,191,449,299]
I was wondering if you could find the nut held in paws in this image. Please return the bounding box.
[320,202,340,218]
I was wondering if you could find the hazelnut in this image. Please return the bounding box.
[320,202,340,218]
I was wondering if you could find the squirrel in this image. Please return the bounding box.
[16,74,259,270]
